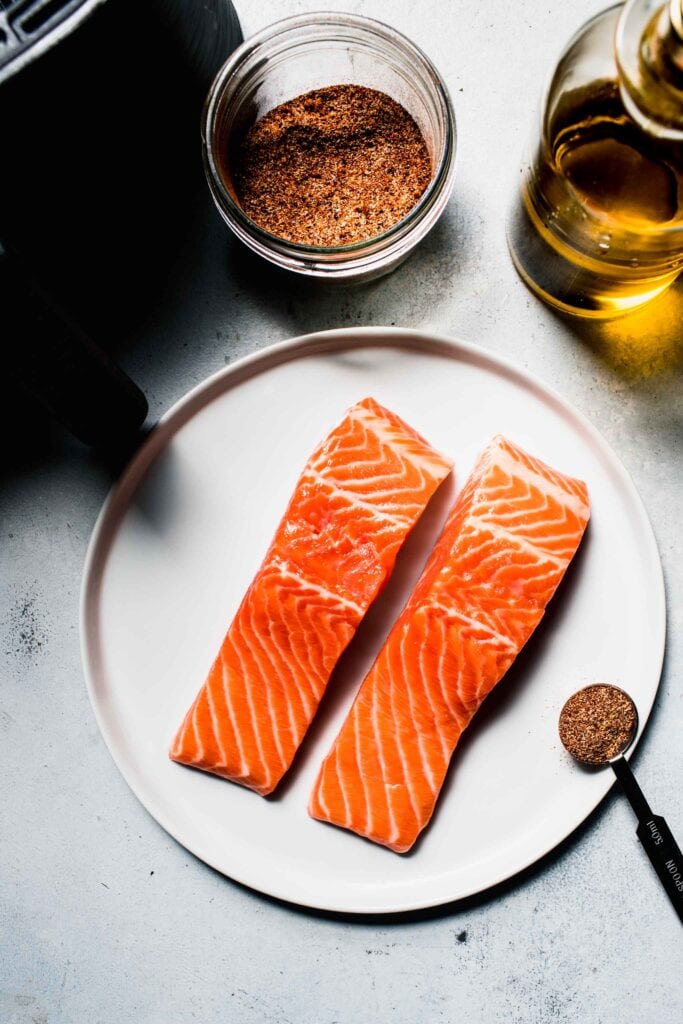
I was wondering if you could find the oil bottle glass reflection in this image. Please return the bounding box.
[508,0,683,318]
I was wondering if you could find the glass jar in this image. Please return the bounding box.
[508,1,683,318]
[202,13,456,282]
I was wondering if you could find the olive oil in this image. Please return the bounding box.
[509,2,683,318]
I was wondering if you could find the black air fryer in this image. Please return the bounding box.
[0,0,241,445]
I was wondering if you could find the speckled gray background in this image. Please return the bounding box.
[1,1,682,1021]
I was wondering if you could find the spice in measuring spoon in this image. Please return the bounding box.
[559,683,683,924]
[559,683,637,765]
[232,85,433,247]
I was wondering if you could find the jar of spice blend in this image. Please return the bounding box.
[202,13,457,282]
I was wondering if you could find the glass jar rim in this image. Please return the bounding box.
[202,11,457,260]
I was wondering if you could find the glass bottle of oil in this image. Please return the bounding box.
[508,0,683,318]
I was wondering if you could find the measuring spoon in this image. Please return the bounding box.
[559,683,682,924]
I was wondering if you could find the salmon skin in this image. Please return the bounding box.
[309,436,590,852]
[170,397,453,796]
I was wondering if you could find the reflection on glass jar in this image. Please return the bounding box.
[508,1,683,318]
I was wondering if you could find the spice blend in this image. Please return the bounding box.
[232,85,433,247]
[559,684,637,764]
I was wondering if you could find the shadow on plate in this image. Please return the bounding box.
[184,676,664,925]
[412,521,593,856]
[153,474,668,920]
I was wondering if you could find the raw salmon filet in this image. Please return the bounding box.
[309,436,590,851]
[170,397,452,795]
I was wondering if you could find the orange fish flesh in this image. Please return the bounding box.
[170,397,453,795]
[309,435,590,851]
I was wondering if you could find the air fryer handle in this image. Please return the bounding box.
[2,246,148,446]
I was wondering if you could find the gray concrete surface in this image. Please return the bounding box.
[2,1,682,1021]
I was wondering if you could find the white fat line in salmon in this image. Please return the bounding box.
[268,562,366,618]
[307,469,414,527]
[215,652,248,777]
[426,603,520,651]
[495,448,589,517]
[350,408,451,469]
[463,519,569,567]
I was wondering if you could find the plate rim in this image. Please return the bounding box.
[80,326,666,914]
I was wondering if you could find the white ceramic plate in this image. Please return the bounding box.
[81,328,665,914]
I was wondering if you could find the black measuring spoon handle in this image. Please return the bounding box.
[636,816,683,926]
[611,756,683,925]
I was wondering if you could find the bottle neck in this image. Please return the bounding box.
[647,1,683,78]
[669,0,683,41]
[616,0,683,139]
